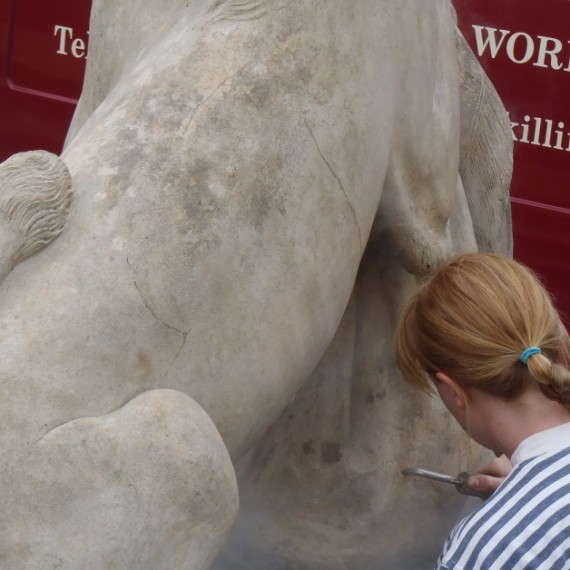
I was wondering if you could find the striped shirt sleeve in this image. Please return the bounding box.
[435,447,570,570]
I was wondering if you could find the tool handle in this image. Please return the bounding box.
[455,471,491,499]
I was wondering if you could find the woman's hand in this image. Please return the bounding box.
[468,454,512,497]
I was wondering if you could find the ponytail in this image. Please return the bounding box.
[395,253,570,405]
[526,350,570,404]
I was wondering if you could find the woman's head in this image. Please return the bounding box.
[395,253,570,404]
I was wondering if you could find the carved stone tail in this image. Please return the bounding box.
[0,150,73,283]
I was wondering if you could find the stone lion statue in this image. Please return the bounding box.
[0,0,512,568]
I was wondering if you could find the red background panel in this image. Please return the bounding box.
[454,0,570,323]
[0,0,89,161]
[511,199,570,321]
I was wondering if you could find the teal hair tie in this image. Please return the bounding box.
[521,346,541,365]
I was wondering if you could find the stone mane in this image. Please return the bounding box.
[208,0,273,21]
[0,150,72,265]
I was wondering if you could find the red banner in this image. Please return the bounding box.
[454,0,570,323]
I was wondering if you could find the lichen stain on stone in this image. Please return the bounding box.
[302,440,315,455]
[320,441,341,464]
[135,349,152,378]
[366,389,387,404]
[238,70,271,110]
[100,126,143,216]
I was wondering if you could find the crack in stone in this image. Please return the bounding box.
[304,119,364,253]
[126,258,188,357]
[128,483,141,503]
[179,69,241,138]
[133,279,189,357]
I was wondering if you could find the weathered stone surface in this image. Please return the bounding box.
[0,0,512,568]
[0,390,238,569]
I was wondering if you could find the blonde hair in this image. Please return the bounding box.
[395,253,570,404]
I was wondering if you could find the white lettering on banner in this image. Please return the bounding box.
[54,25,88,59]
[473,25,570,71]
[511,115,570,152]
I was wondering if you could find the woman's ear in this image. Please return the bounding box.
[434,372,468,412]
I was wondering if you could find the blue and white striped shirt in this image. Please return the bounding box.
[436,422,570,570]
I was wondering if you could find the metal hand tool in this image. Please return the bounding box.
[402,467,489,498]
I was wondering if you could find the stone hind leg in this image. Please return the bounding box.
[0,389,238,570]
